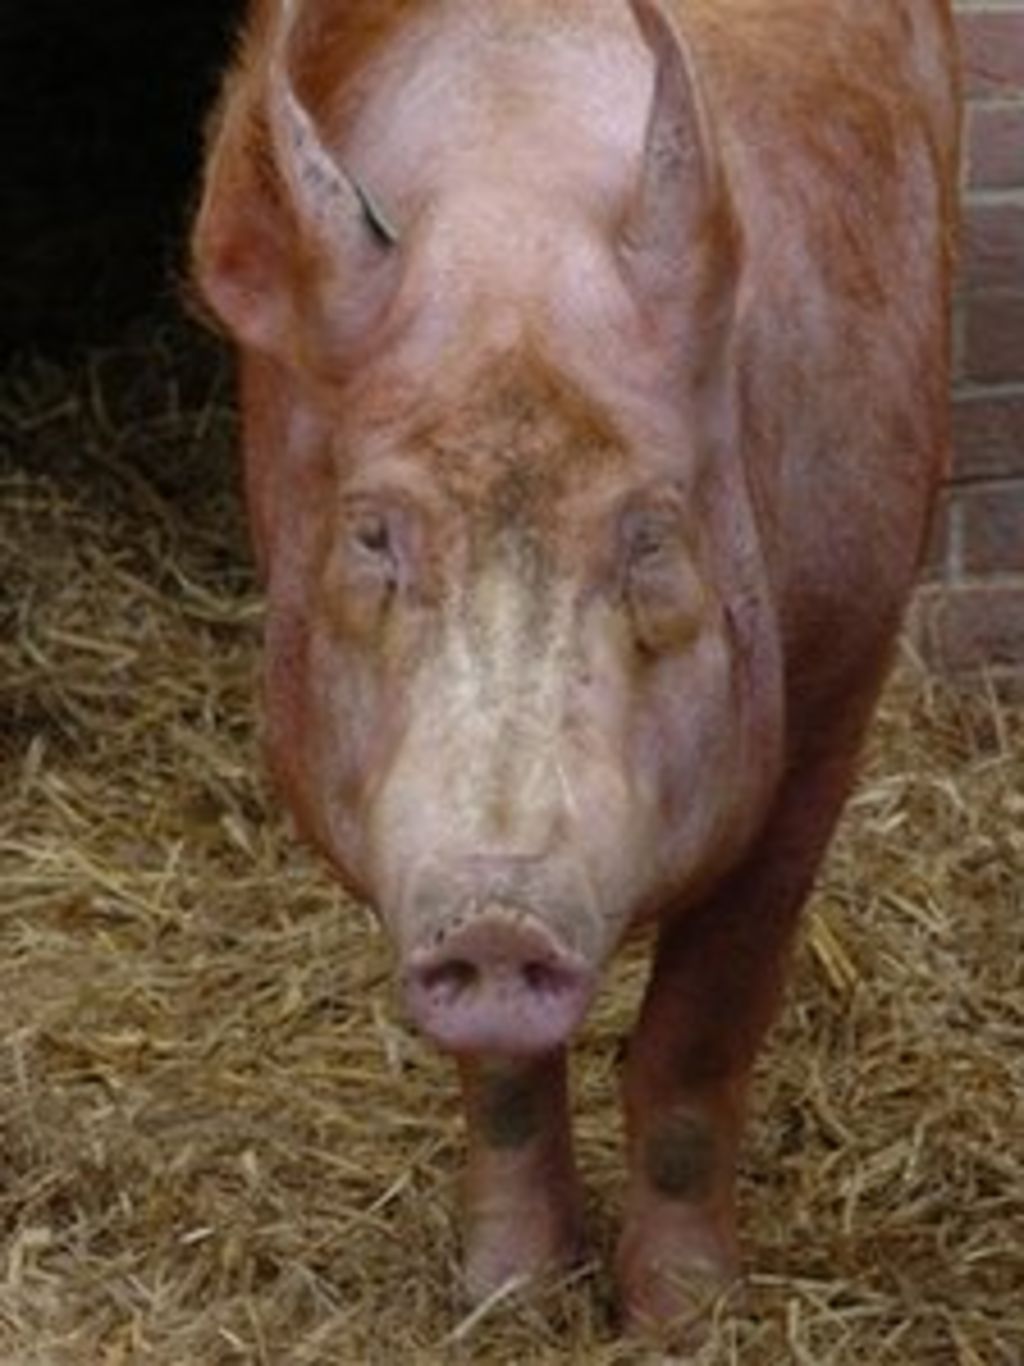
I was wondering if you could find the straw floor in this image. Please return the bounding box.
[1,323,1021,1363]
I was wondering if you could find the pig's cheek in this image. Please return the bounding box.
[276,626,382,882]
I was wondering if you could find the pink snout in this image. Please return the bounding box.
[403,905,594,1056]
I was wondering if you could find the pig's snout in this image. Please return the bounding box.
[403,905,594,1057]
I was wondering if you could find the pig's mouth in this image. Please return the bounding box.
[402,903,596,1057]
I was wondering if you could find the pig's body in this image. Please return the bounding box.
[194,0,959,1337]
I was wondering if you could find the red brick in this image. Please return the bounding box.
[958,11,1024,97]
[912,579,1024,672]
[953,392,1024,478]
[962,294,1024,383]
[960,201,1024,291]
[965,103,1024,190]
[959,483,1024,573]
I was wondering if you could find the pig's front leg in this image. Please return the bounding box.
[458,1051,584,1302]
[615,898,774,1336]
[617,727,873,1337]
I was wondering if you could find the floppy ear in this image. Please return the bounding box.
[191,0,397,360]
[622,0,739,354]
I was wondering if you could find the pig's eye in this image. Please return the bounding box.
[323,502,404,639]
[625,515,676,567]
[349,509,395,564]
[621,511,705,657]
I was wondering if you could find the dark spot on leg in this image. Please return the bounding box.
[645,1112,716,1202]
[478,1068,542,1151]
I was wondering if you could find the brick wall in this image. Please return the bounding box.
[914,1,1024,684]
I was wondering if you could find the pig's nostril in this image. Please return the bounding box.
[521,960,567,996]
[421,958,479,1004]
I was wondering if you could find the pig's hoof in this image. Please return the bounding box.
[615,1214,739,1344]
[462,1206,583,1304]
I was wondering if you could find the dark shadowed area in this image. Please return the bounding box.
[0,0,243,360]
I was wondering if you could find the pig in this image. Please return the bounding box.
[192,0,960,1335]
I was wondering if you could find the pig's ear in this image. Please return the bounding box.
[265,7,398,259]
[621,0,739,351]
[192,2,397,360]
[191,94,296,354]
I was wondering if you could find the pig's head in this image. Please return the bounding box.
[193,0,784,1057]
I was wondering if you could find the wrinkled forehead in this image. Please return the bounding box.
[409,354,629,521]
[340,351,631,526]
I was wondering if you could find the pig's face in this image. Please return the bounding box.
[196,0,785,1056]
[257,354,774,1056]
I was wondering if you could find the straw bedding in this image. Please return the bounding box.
[1,321,1021,1363]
